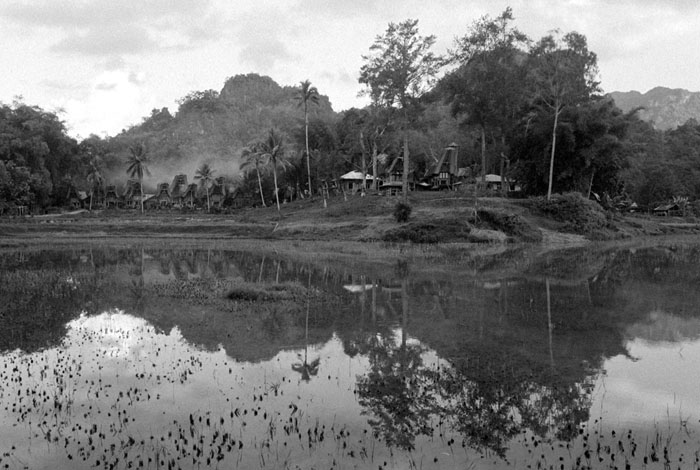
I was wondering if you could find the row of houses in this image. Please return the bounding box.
[338,143,518,195]
[66,143,517,211]
[93,175,249,210]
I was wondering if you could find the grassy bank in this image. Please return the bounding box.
[1,191,698,246]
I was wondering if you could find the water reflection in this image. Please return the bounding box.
[2,242,700,468]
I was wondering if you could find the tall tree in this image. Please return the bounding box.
[443,8,529,191]
[125,143,150,213]
[296,80,319,197]
[86,161,104,211]
[240,143,268,207]
[359,19,441,202]
[528,30,600,199]
[258,129,288,214]
[195,163,215,212]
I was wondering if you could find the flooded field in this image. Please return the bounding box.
[2,241,700,469]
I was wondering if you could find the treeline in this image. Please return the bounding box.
[2,8,700,214]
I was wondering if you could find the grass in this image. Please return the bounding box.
[1,191,698,245]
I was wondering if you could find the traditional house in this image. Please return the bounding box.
[123,179,144,209]
[653,203,682,216]
[169,174,188,208]
[65,185,83,209]
[104,185,121,208]
[480,174,519,192]
[154,182,171,208]
[210,177,227,208]
[182,183,199,209]
[229,188,255,209]
[339,171,375,194]
[380,156,418,195]
[426,143,459,190]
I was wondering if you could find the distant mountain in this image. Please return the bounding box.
[608,87,700,130]
[105,73,338,184]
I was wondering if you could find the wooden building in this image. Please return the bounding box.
[169,174,188,208]
[426,143,459,190]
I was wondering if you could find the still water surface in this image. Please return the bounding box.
[1,242,700,469]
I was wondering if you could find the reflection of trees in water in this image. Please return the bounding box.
[349,268,615,457]
[356,333,438,450]
[355,261,442,451]
[291,272,321,382]
[0,251,111,352]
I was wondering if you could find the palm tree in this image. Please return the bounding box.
[86,162,104,211]
[296,80,319,197]
[126,143,150,213]
[195,163,215,212]
[258,129,289,214]
[240,143,268,207]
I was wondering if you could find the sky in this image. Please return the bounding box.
[1,0,698,139]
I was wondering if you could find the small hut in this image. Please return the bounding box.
[339,171,375,194]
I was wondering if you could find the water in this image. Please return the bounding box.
[1,242,700,469]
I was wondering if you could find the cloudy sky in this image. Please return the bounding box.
[1,0,698,139]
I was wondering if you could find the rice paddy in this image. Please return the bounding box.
[2,242,700,469]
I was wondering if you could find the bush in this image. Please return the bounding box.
[531,192,609,234]
[393,202,412,223]
[382,217,472,243]
[476,209,542,242]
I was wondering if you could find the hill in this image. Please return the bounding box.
[608,87,700,130]
[103,74,338,185]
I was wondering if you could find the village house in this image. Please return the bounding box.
[426,143,460,190]
[339,171,376,195]
[169,174,188,208]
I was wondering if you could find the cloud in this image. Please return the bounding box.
[235,8,296,70]
[1,0,224,56]
[51,25,157,55]
[61,69,154,138]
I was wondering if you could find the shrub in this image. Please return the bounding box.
[393,202,412,223]
[382,217,472,243]
[531,192,608,234]
[476,209,542,242]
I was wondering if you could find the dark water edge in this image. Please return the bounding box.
[2,238,700,469]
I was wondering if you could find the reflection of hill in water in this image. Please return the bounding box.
[3,242,700,361]
[625,310,700,343]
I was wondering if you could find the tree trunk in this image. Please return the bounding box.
[587,168,596,199]
[500,134,507,198]
[206,188,210,212]
[255,166,266,207]
[273,165,281,214]
[139,179,144,214]
[305,106,312,198]
[547,105,561,201]
[359,130,368,196]
[372,141,379,191]
[480,125,486,187]
[89,191,93,211]
[402,132,409,203]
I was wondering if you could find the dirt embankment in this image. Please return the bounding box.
[0,192,698,246]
